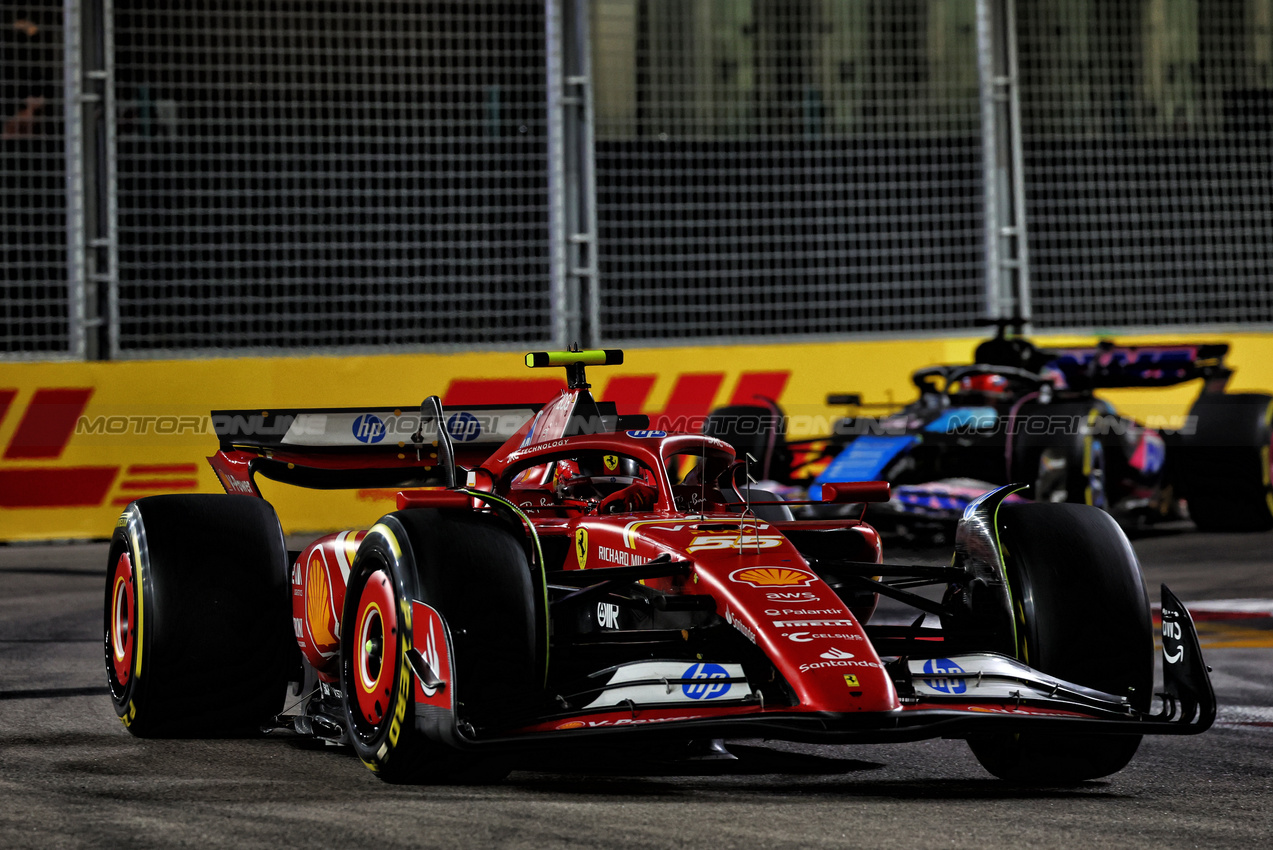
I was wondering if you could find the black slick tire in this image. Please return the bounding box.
[104,495,294,737]
[1176,393,1273,532]
[967,502,1153,784]
[339,509,539,784]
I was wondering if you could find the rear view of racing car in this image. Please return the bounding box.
[105,349,1214,785]
[707,323,1273,534]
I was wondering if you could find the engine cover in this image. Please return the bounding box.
[292,530,366,681]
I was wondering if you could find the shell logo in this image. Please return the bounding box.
[728,567,817,588]
[557,720,586,730]
[305,554,340,656]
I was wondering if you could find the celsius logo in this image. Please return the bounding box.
[681,662,730,700]
[352,414,386,444]
[446,411,481,442]
[920,658,967,694]
[820,647,855,660]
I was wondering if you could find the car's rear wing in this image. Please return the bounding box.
[209,349,647,496]
[212,402,540,454]
[1044,342,1230,391]
[208,401,542,495]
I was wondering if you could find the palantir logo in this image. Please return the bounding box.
[446,411,481,442]
[681,662,730,700]
[352,413,386,444]
[920,658,967,694]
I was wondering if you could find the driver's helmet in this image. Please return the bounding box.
[556,452,644,499]
[954,373,1013,399]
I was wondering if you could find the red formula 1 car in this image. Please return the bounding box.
[105,350,1214,784]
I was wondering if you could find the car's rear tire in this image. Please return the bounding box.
[966,502,1153,784]
[1176,393,1273,532]
[105,495,294,737]
[340,509,540,784]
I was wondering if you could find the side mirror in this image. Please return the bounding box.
[820,481,890,503]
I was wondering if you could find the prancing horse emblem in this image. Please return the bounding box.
[575,528,589,568]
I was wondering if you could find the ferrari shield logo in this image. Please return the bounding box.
[575,528,589,568]
[603,454,619,472]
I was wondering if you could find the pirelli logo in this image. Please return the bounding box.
[772,619,857,628]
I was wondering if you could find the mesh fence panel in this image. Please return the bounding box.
[11,1,1273,359]
[590,0,986,343]
[1019,0,1273,330]
[2,1,70,356]
[113,0,552,355]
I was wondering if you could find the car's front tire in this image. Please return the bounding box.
[966,502,1153,784]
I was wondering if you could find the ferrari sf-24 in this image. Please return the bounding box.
[105,350,1214,784]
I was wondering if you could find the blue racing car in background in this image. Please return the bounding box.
[706,324,1273,536]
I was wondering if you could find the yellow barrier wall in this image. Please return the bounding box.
[4,332,1272,542]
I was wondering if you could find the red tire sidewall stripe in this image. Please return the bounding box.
[353,569,397,726]
[110,551,135,687]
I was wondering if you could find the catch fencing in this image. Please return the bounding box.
[2,0,71,356]
[1018,0,1273,330]
[2,0,1271,359]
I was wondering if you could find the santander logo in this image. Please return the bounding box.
[820,647,856,660]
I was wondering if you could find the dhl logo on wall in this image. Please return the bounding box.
[0,387,199,509]
[3,333,1273,542]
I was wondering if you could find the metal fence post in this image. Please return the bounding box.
[976,0,1030,325]
[566,0,598,348]
[545,0,596,349]
[63,0,115,360]
[95,0,118,359]
[63,0,87,359]
[545,0,573,348]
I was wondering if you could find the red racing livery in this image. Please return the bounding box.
[104,349,1215,784]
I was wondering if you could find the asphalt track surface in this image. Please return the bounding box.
[3,526,1272,849]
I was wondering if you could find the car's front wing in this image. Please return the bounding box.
[464,584,1214,748]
